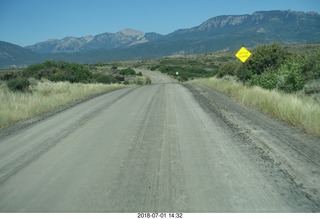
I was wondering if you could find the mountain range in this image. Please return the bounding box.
[1,10,320,68]
[25,29,163,54]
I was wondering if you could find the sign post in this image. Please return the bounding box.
[235,45,251,84]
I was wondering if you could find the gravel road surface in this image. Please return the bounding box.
[0,70,319,212]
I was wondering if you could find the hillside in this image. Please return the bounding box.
[1,10,320,67]
[0,41,40,68]
[25,29,164,54]
[154,10,320,54]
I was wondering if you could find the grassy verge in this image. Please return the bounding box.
[191,77,320,136]
[0,80,127,129]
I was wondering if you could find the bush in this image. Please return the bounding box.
[49,71,67,82]
[217,62,239,78]
[119,68,136,75]
[23,61,94,83]
[276,59,304,92]
[71,68,93,83]
[94,74,116,84]
[7,78,30,92]
[303,80,320,94]
[250,68,278,90]
[299,52,320,81]
[157,65,208,81]
[246,43,289,75]
[249,59,305,92]
[150,65,159,71]
[0,72,18,81]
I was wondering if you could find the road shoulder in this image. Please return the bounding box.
[184,83,320,212]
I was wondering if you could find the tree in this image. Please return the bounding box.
[246,43,289,75]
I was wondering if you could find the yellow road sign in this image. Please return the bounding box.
[235,46,251,63]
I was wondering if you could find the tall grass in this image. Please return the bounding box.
[0,80,127,129]
[191,77,320,136]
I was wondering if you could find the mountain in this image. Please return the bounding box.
[0,41,40,68]
[162,10,320,52]
[26,28,164,54]
[24,35,94,54]
[1,10,320,67]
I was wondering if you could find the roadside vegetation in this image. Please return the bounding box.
[191,77,320,135]
[148,44,320,94]
[145,43,320,135]
[148,52,233,82]
[0,80,127,129]
[1,60,151,86]
[0,61,151,129]
[189,44,320,135]
[1,44,320,135]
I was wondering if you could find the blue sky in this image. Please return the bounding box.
[0,0,319,46]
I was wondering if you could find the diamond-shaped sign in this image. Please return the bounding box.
[235,46,251,63]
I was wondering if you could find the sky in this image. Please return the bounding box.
[0,0,319,47]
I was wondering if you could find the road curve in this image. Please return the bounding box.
[0,70,319,212]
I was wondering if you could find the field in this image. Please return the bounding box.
[0,80,127,129]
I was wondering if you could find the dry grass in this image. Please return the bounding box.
[191,77,320,136]
[0,80,127,129]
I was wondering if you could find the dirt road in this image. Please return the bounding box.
[0,70,319,212]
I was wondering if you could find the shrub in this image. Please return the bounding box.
[150,65,159,71]
[94,74,116,84]
[217,62,239,78]
[7,78,30,92]
[246,43,289,75]
[0,72,18,81]
[276,59,304,92]
[23,61,94,83]
[250,68,278,90]
[236,64,252,84]
[49,71,68,82]
[303,80,320,94]
[157,65,208,80]
[71,68,93,83]
[300,52,320,81]
[249,59,305,92]
[114,75,125,82]
[119,68,136,75]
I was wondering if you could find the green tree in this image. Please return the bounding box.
[246,43,289,75]
[276,59,304,92]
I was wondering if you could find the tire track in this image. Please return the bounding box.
[0,87,136,185]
